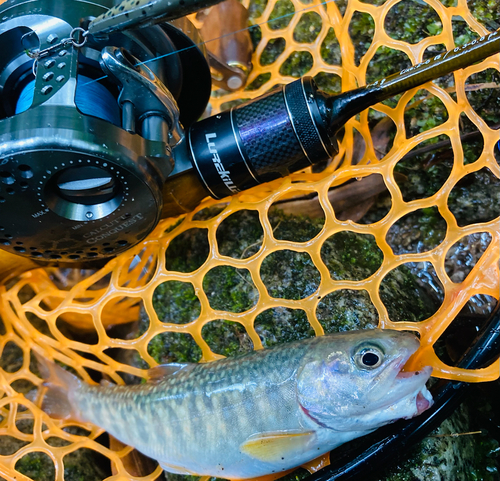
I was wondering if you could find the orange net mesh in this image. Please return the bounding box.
[0,0,499,479]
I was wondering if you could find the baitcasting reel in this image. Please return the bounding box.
[0,0,211,262]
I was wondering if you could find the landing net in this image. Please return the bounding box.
[0,0,498,480]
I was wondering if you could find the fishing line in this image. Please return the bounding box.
[81,0,338,86]
[25,0,499,120]
[16,75,121,125]
[75,5,500,144]
[139,0,338,66]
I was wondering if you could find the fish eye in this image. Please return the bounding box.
[355,347,384,369]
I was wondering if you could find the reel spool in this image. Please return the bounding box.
[0,0,211,263]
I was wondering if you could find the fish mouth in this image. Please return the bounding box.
[388,352,433,418]
[416,389,432,415]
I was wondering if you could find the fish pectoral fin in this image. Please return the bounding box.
[240,430,316,462]
[159,461,199,475]
[147,362,195,383]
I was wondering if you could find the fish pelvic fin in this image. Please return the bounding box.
[35,352,83,422]
[159,461,200,475]
[240,430,316,463]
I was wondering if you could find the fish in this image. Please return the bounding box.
[36,329,433,479]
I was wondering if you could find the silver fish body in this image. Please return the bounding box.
[39,329,433,478]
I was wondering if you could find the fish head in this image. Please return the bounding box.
[297,329,433,432]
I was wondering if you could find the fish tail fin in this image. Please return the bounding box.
[35,352,84,422]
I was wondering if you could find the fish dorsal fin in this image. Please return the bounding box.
[100,379,114,388]
[240,430,315,462]
[147,362,195,383]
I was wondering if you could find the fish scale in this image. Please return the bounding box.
[39,330,433,478]
[71,340,311,466]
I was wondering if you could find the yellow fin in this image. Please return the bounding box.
[240,431,315,462]
[159,461,199,475]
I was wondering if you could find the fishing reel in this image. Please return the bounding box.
[0,0,211,263]
[0,0,336,265]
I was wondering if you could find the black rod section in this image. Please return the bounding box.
[326,28,500,134]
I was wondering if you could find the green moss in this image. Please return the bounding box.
[245,72,272,91]
[380,265,437,323]
[153,281,201,324]
[349,11,375,66]
[467,0,500,28]
[165,228,209,273]
[260,37,286,66]
[15,452,55,481]
[203,266,258,312]
[317,289,379,332]
[268,0,294,30]
[366,44,411,82]
[260,250,320,300]
[62,449,109,481]
[0,341,24,373]
[149,210,437,367]
[313,72,342,95]
[279,51,313,77]
[248,23,262,52]
[394,137,454,202]
[148,332,202,364]
[404,90,449,138]
[247,0,267,19]
[270,210,323,242]
[462,136,484,165]
[384,0,443,44]
[293,12,322,44]
[0,436,28,455]
[255,307,314,347]
[465,69,500,127]
[320,28,342,66]
[320,231,383,281]
[216,209,263,258]
[452,17,479,46]
[202,320,253,357]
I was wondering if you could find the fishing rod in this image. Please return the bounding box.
[0,0,498,268]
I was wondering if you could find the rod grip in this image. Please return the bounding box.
[187,77,336,199]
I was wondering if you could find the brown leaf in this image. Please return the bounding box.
[273,174,394,218]
[336,197,375,222]
[371,116,395,159]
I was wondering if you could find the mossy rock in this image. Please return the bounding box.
[144,209,436,363]
[12,428,109,481]
[374,398,499,481]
